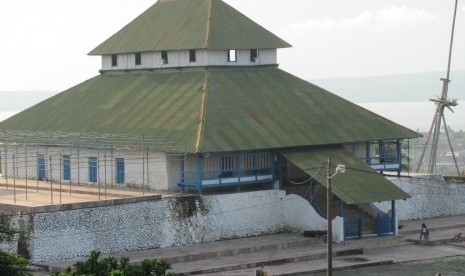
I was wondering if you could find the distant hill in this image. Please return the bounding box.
[311,70,465,103]
[0,91,58,111]
[1,70,465,111]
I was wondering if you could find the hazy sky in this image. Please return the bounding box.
[1,0,464,91]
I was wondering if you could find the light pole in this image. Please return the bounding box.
[326,158,346,276]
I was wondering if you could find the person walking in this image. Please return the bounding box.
[420,223,429,240]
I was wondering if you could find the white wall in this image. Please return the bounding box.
[101,49,277,70]
[374,175,465,221]
[5,190,336,263]
[1,146,177,191]
[283,193,343,242]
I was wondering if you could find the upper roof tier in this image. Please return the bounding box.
[89,0,291,55]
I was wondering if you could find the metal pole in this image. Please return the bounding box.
[24,141,28,200]
[142,137,145,195]
[4,143,8,189]
[104,148,107,199]
[49,155,53,204]
[59,147,62,204]
[15,140,18,181]
[36,140,39,192]
[407,139,410,177]
[97,142,101,201]
[146,147,149,192]
[111,148,114,189]
[13,154,16,204]
[77,145,80,187]
[326,157,332,276]
[69,139,72,196]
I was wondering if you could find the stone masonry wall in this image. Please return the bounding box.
[374,175,465,221]
[4,175,462,263]
[14,190,333,263]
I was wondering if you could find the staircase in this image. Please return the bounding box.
[286,182,379,237]
[345,204,378,236]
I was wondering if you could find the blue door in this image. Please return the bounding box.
[63,155,70,181]
[37,154,46,180]
[88,157,97,183]
[116,158,125,184]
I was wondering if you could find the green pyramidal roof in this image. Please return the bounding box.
[89,0,291,55]
[0,67,419,153]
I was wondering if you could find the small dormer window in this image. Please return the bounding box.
[227,49,237,62]
[161,51,168,64]
[250,49,259,62]
[135,53,142,66]
[189,49,196,63]
[111,54,118,67]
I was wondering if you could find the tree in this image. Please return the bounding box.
[0,214,31,276]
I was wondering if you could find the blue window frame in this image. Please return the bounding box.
[37,154,46,180]
[63,155,70,181]
[88,157,97,183]
[116,158,125,184]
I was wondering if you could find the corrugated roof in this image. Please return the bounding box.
[280,146,410,204]
[89,0,291,55]
[199,67,420,152]
[0,67,420,153]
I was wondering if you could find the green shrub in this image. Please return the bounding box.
[0,215,31,276]
[55,250,173,276]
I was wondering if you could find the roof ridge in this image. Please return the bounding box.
[204,0,212,48]
[195,70,209,153]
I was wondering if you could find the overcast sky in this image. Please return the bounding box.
[1,0,464,91]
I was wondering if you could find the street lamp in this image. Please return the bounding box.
[326,158,345,276]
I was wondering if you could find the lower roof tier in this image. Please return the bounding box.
[0,66,419,153]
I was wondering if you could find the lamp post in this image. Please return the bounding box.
[326,158,346,276]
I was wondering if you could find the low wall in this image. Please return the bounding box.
[375,175,465,221]
[3,190,333,263]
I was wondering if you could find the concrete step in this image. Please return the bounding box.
[171,245,364,275]
[43,233,322,273]
[343,235,406,248]
[163,235,322,265]
[198,254,393,276]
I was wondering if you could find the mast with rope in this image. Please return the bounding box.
[416,0,461,175]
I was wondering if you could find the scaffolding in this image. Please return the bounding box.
[0,130,186,205]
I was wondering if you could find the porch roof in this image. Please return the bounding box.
[280,145,410,204]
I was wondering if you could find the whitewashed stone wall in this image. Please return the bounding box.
[374,175,465,221]
[8,175,459,263]
[5,190,338,263]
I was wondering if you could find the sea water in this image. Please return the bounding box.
[359,101,465,132]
